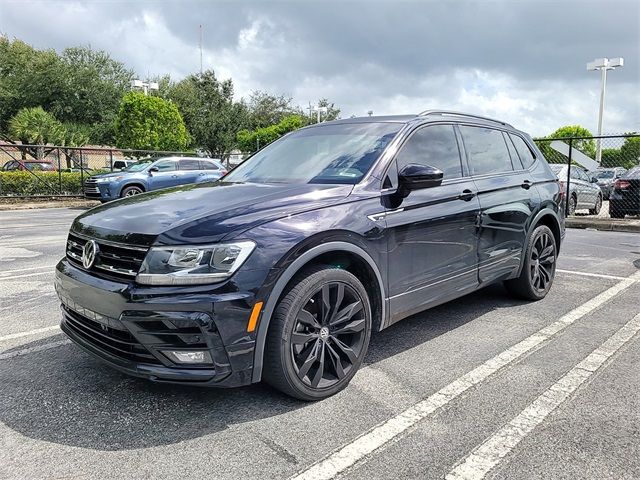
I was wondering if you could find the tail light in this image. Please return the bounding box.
[221,170,228,176]
[614,179,630,190]
[558,181,567,198]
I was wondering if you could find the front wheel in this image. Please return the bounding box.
[263,265,372,401]
[505,225,557,301]
[120,185,144,197]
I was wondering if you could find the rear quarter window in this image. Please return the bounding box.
[509,134,536,169]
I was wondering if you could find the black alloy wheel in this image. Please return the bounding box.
[529,230,556,293]
[290,281,367,389]
[264,265,372,400]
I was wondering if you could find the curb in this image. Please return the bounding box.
[566,217,640,233]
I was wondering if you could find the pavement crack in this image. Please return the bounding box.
[254,432,299,465]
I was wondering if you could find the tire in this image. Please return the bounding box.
[589,195,602,215]
[505,225,557,301]
[263,265,372,401]
[610,208,625,219]
[567,194,577,216]
[120,185,144,197]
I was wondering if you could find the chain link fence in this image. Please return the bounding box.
[533,134,640,221]
[0,143,251,198]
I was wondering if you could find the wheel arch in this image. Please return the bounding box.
[251,241,386,383]
[516,208,562,277]
[119,182,146,197]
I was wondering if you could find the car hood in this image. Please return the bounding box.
[90,172,136,180]
[72,181,354,245]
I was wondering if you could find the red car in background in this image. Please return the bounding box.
[2,160,57,171]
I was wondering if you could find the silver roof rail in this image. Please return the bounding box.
[418,110,513,128]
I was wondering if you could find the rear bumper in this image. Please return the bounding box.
[55,258,268,387]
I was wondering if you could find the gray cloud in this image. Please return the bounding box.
[1,0,638,135]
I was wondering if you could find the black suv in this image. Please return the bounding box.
[55,110,564,400]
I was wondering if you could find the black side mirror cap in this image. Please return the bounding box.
[398,164,444,191]
[149,166,159,173]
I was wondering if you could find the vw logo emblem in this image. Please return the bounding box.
[82,240,99,269]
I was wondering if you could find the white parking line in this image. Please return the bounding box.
[0,325,60,342]
[0,271,55,281]
[291,271,640,480]
[556,269,635,282]
[0,339,70,360]
[446,311,640,480]
[0,264,57,275]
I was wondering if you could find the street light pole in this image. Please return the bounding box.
[587,57,624,164]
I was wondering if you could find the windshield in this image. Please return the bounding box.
[595,170,615,179]
[224,122,401,184]
[549,164,564,174]
[123,160,153,172]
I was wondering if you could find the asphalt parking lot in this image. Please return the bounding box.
[1,207,639,480]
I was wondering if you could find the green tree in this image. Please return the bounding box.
[236,114,305,151]
[169,70,246,155]
[60,123,90,168]
[620,135,640,169]
[8,107,65,159]
[114,92,189,152]
[245,91,301,130]
[548,125,596,157]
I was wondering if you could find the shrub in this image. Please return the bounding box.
[0,171,88,196]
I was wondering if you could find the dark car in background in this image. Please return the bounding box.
[2,160,56,171]
[56,111,564,400]
[609,167,640,218]
[83,156,228,202]
[549,164,602,216]
[594,167,627,200]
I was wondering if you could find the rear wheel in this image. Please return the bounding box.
[505,225,557,301]
[263,265,372,401]
[567,194,577,216]
[121,185,144,197]
[589,194,602,215]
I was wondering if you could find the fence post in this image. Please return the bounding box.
[58,148,62,194]
[79,149,84,195]
[566,138,573,216]
[109,150,114,172]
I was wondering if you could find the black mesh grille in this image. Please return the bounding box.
[62,306,161,365]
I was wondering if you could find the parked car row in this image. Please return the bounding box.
[84,156,228,202]
[549,164,602,216]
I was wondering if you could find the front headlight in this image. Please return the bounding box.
[96,176,122,183]
[136,241,256,285]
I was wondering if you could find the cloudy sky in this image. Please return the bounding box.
[1,0,638,136]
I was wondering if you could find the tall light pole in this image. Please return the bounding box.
[587,57,624,164]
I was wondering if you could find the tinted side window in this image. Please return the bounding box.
[509,134,536,169]
[570,169,581,180]
[396,125,462,179]
[154,160,177,172]
[577,169,590,182]
[200,161,220,170]
[460,126,514,176]
[179,159,201,171]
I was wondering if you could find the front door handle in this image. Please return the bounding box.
[521,179,532,190]
[459,189,476,201]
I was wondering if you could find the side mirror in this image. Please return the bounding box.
[591,177,598,183]
[149,166,159,174]
[398,164,444,191]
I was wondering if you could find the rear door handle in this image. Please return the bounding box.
[459,189,476,201]
[521,180,532,190]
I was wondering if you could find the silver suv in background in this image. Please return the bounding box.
[549,164,602,216]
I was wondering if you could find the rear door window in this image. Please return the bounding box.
[179,159,201,171]
[395,124,463,179]
[460,126,514,176]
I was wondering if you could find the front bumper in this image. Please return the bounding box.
[84,181,118,201]
[55,258,268,387]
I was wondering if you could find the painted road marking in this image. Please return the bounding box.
[0,223,70,230]
[0,264,57,275]
[290,271,640,480]
[556,269,636,282]
[0,325,60,342]
[446,312,640,480]
[0,271,55,281]
[0,339,70,360]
